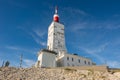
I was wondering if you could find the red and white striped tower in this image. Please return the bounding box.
[53,6,59,22]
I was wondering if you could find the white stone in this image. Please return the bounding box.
[47,21,67,54]
[35,49,56,67]
[56,53,92,67]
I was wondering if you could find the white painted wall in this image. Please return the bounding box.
[47,21,67,54]
[57,53,92,67]
[37,50,56,67]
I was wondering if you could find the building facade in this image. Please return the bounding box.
[35,49,57,67]
[47,21,67,54]
[57,53,92,67]
[35,7,94,68]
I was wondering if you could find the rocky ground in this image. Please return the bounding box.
[0,67,120,80]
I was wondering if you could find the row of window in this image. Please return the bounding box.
[67,57,90,65]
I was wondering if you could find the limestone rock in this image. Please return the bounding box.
[0,67,120,80]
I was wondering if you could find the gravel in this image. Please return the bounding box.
[0,67,120,80]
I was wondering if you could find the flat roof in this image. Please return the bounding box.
[40,49,57,55]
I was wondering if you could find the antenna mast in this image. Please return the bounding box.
[20,54,23,68]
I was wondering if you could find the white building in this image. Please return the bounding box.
[35,7,94,68]
[35,49,57,67]
[47,21,67,54]
[57,53,93,67]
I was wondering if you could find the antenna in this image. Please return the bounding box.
[53,6,59,22]
[55,6,58,14]
[2,61,4,67]
[20,54,23,68]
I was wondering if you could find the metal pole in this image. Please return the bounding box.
[20,54,23,68]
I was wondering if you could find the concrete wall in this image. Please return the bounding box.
[37,51,56,67]
[57,53,93,67]
[47,21,67,54]
[55,65,108,72]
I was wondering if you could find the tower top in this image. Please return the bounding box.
[55,6,58,14]
[53,6,59,22]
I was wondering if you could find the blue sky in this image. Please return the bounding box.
[0,0,120,68]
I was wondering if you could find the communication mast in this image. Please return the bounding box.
[53,6,59,22]
[20,54,23,68]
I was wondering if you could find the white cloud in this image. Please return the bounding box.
[40,41,46,46]
[102,38,120,49]
[107,61,120,68]
[69,15,120,34]
[23,59,36,67]
[7,0,27,8]
[80,43,109,54]
[80,43,109,63]
[63,7,88,16]
[28,32,46,46]
[33,28,46,38]
[105,22,120,30]
[31,29,47,46]
[29,32,40,44]
[81,47,105,63]
[18,22,47,46]
[5,45,36,54]
[72,22,88,31]
[5,46,20,50]
[21,26,47,46]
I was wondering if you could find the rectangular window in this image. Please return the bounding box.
[72,58,74,61]
[78,59,80,63]
[67,57,69,60]
[84,61,86,64]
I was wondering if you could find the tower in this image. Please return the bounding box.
[35,6,94,68]
[47,7,67,54]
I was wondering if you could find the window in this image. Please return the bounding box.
[67,57,69,60]
[84,61,86,64]
[78,59,80,63]
[58,41,60,44]
[72,58,74,61]
[88,62,90,65]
